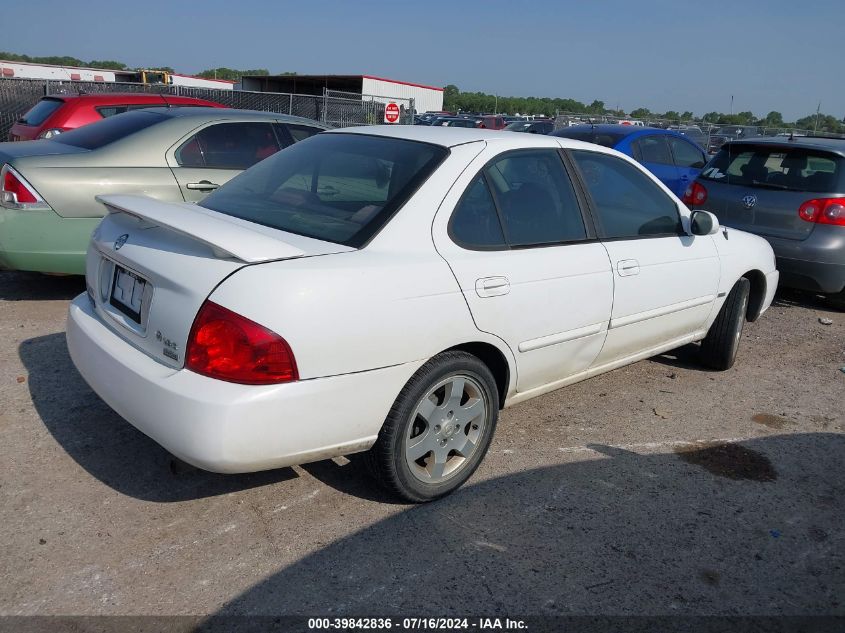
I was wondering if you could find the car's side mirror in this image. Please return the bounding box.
[690,210,720,236]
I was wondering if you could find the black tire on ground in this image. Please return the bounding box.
[365,351,499,503]
[826,289,845,311]
[700,277,751,370]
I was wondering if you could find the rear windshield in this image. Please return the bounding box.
[19,98,64,126]
[553,129,626,148]
[53,110,167,149]
[199,133,449,247]
[700,146,844,193]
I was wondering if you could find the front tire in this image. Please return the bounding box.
[365,351,499,502]
[700,277,750,370]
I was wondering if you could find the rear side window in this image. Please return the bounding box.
[52,110,167,149]
[634,135,673,165]
[175,122,280,169]
[700,146,843,193]
[282,123,323,143]
[199,133,447,247]
[450,150,587,249]
[450,175,507,248]
[572,150,682,239]
[553,129,626,148]
[668,137,706,168]
[96,105,130,118]
[19,98,64,126]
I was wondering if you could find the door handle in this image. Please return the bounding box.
[186,180,220,191]
[680,174,690,181]
[475,276,510,298]
[617,259,640,277]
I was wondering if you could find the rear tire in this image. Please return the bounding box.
[365,351,499,503]
[826,290,845,311]
[700,277,750,370]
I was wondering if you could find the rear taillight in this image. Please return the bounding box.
[682,181,708,207]
[798,198,845,226]
[1,164,50,210]
[37,128,64,139]
[186,301,298,385]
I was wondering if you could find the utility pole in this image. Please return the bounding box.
[730,95,734,116]
[814,101,822,134]
[494,95,498,114]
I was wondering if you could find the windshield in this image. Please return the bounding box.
[19,98,64,126]
[199,133,449,247]
[700,146,844,193]
[53,110,168,149]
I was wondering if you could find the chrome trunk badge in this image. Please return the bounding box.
[742,195,757,209]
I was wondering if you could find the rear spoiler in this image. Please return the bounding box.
[96,194,305,263]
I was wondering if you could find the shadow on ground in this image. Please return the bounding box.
[20,333,297,502]
[773,288,842,313]
[0,271,85,301]
[213,433,843,617]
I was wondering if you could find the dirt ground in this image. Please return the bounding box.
[0,270,843,620]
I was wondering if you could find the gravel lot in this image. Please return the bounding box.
[1,270,843,620]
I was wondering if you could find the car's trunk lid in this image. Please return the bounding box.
[87,194,353,368]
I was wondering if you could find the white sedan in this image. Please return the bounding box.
[67,126,779,501]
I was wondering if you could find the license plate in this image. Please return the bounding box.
[109,265,147,323]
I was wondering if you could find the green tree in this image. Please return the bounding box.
[763,111,784,126]
[197,67,270,81]
[88,60,126,70]
[629,107,651,119]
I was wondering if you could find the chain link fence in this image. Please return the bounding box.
[0,78,414,140]
[550,111,844,149]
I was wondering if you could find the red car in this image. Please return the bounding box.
[8,93,224,141]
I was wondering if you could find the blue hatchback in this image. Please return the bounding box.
[552,124,708,198]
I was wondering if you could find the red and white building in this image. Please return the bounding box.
[240,74,444,113]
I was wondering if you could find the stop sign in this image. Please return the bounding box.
[384,102,400,124]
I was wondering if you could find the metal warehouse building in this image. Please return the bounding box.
[240,74,444,114]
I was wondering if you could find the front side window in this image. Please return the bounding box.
[571,150,682,239]
[700,146,843,193]
[668,137,706,168]
[175,122,280,169]
[199,133,447,247]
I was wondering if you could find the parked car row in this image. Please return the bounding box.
[0,101,837,502]
[62,125,778,502]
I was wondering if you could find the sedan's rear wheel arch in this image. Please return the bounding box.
[444,342,510,409]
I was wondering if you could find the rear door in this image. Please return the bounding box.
[630,135,682,195]
[697,145,842,241]
[667,136,707,197]
[167,121,283,202]
[434,148,613,393]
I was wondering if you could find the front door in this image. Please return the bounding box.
[568,149,720,365]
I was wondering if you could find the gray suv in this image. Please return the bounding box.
[687,137,844,308]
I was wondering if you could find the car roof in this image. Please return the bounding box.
[43,93,206,105]
[330,124,576,149]
[138,107,329,128]
[728,136,845,157]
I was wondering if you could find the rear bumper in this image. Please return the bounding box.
[67,294,421,473]
[766,230,845,295]
[0,208,98,274]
